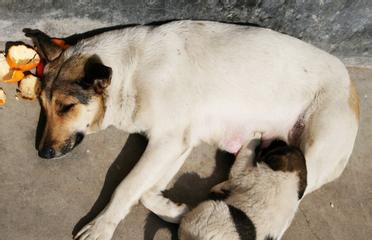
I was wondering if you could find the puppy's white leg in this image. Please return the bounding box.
[141,147,192,223]
[75,134,191,240]
[210,181,230,195]
[230,132,262,178]
[209,181,233,201]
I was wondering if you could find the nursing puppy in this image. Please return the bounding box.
[179,134,307,240]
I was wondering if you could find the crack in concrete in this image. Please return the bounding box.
[300,207,322,240]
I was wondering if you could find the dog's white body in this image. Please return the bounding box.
[73,21,359,240]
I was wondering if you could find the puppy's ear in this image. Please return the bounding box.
[23,28,63,62]
[81,55,112,94]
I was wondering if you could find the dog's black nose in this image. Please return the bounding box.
[38,147,56,159]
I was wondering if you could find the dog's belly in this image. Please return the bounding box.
[217,129,288,154]
[196,117,296,154]
[220,135,245,154]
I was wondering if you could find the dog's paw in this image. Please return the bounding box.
[74,216,117,240]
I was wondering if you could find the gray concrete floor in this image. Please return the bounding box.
[0,67,371,240]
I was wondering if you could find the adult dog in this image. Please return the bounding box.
[23,20,359,240]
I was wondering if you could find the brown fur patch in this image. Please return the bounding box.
[38,53,111,156]
[348,80,360,122]
[288,117,305,148]
[302,112,316,149]
[41,55,87,100]
[307,137,314,148]
[39,90,105,153]
[44,55,91,102]
[90,95,106,132]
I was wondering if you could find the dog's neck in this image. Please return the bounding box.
[85,27,150,133]
[102,76,140,133]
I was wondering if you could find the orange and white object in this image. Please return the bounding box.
[0,88,6,105]
[0,52,11,80]
[6,44,40,71]
[0,52,25,83]
[17,74,41,100]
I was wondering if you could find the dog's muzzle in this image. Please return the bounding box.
[38,132,85,159]
[38,146,56,159]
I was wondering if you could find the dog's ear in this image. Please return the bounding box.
[23,28,63,62]
[81,55,112,94]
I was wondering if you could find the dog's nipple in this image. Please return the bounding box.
[224,138,242,154]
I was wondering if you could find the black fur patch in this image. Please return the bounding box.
[227,204,256,240]
[255,139,287,161]
[62,20,261,46]
[81,55,112,93]
[208,189,231,201]
[63,24,138,45]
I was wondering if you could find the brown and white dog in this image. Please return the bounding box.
[179,134,307,240]
[23,20,359,240]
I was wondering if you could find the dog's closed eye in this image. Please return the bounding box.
[59,103,75,113]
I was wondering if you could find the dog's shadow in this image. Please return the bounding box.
[69,132,234,240]
[71,133,148,236]
[144,150,235,240]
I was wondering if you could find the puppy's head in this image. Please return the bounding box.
[256,140,307,199]
[24,29,112,159]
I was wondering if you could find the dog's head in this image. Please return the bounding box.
[24,29,112,159]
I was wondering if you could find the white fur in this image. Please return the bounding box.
[72,20,359,240]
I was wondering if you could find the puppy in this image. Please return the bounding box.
[179,135,307,240]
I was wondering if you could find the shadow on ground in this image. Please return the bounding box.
[67,128,235,239]
[143,149,235,239]
[72,133,148,236]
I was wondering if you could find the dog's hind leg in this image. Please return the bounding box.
[141,147,192,223]
[302,80,359,194]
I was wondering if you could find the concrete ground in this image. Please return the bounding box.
[0,67,371,240]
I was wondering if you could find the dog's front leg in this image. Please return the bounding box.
[141,147,192,223]
[75,134,189,240]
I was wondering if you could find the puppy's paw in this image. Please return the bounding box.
[246,131,262,149]
[209,181,232,200]
[74,216,117,240]
[210,181,229,194]
[252,131,263,140]
[158,203,190,223]
[142,191,190,224]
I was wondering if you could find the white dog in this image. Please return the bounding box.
[23,20,359,240]
[179,134,307,240]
